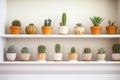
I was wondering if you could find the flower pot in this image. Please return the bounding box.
[58,26,68,35]
[90,26,102,35]
[69,53,78,61]
[41,26,53,34]
[6,53,16,61]
[97,54,106,61]
[54,53,62,61]
[37,53,46,61]
[74,26,85,34]
[83,53,92,61]
[112,53,120,61]
[106,26,118,34]
[21,53,30,61]
[10,26,21,34]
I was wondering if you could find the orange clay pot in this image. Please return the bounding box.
[10,26,21,34]
[90,26,102,35]
[41,26,53,34]
[106,26,118,34]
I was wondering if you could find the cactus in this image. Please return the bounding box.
[84,48,91,53]
[29,23,34,26]
[12,20,21,26]
[108,20,115,26]
[112,44,120,53]
[76,23,82,26]
[71,47,76,53]
[38,45,46,53]
[21,47,29,53]
[55,44,61,53]
[44,19,52,26]
[7,45,15,53]
[97,48,105,54]
[60,12,67,26]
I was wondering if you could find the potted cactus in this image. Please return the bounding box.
[90,16,104,35]
[37,45,46,61]
[106,20,118,34]
[25,23,37,34]
[21,47,30,61]
[74,23,85,35]
[6,45,16,61]
[10,20,21,34]
[58,12,68,35]
[41,19,53,34]
[69,47,78,61]
[97,48,106,61]
[112,44,120,61]
[54,44,62,61]
[83,48,92,61]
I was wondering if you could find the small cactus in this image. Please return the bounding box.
[12,20,21,26]
[84,48,91,53]
[38,45,46,53]
[97,48,105,54]
[21,47,29,53]
[112,44,120,53]
[44,19,52,26]
[7,45,15,53]
[76,23,82,26]
[55,44,61,53]
[71,47,76,53]
[29,23,34,26]
[108,20,115,26]
[60,12,67,26]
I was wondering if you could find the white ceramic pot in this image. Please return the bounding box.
[58,26,68,35]
[98,54,106,61]
[21,53,30,61]
[112,53,120,61]
[74,26,85,34]
[54,53,62,61]
[6,53,16,61]
[83,53,92,61]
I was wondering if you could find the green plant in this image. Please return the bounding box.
[90,16,104,26]
[55,44,61,53]
[7,45,15,53]
[38,45,46,53]
[44,19,52,26]
[76,23,82,26]
[97,48,105,54]
[60,12,67,26]
[112,44,120,53]
[84,48,91,53]
[71,47,76,53]
[12,20,21,26]
[21,47,29,53]
[108,20,115,26]
[29,23,34,26]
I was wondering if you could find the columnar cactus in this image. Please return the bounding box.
[7,45,15,53]
[12,20,21,26]
[84,48,91,53]
[71,47,76,53]
[21,47,29,53]
[112,44,120,53]
[38,45,46,53]
[55,44,61,53]
[60,12,67,26]
[44,19,52,26]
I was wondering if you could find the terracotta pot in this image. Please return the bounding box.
[41,26,53,34]
[10,26,21,34]
[83,53,92,61]
[112,53,120,61]
[54,53,62,61]
[69,53,78,61]
[37,53,46,61]
[74,26,85,34]
[58,26,68,35]
[21,53,30,61]
[90,26,102,35]
[6,53,16,61]
[106,26,117,34]
[98,54,106,61]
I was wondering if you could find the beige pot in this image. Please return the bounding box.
[21,53,30,61]
[112,53,120,61]
[98,54,106,61]
[69,53,78,61]
[54,53,62,61]
[58,26,68,35]
[37,53,46,61]
[83,53,92,61]
[6,53,16,61]
[74,26,85,34]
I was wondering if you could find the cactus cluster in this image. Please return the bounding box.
[38,45,46,53]
[97,48,105,54]
[84,48,91,53]
[44,19,52,26]
[76,23,82,26]
[7,45,15,53]
[12,20,21,26]
[55,44,61,53]
[60,13,67,26]
[112,44,120,53]
[71,47,76,53]
[108,20,115,26]
[21,47,29,53]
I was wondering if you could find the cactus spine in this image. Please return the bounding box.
[12,20,21,26]
[84,48,91,53]
[71,47,76,53]
[21,47,29,53]
[60,13,67,26]
[7,45,15,53]
[55,44,61,53]
[38,45,46,53]
[44,19,52,26]
[112,44,120,53]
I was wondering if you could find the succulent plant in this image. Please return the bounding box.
[55,44,61,53]
[60,12,67,26]
[12,20,21,26]
[112,44,120,53]
[97,48,105,54]
[21,47,29,53]
[90,16,104,26]
[29,23,34,26]
[38,45,46,53]
[84,48,91,53]
[44,19,52,26]
[7,45,15,53]
[71,47,76,53]
[76,23,82,26]
[108,20,115,26]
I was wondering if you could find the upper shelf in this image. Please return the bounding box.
[1,34,120,38]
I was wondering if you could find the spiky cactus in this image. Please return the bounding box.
[112,44,120,53]
[21,47,29,53]
[7,45,15,53]
[60,12,67,26]
[44,19,52,26]
[38,45,46,53]
[84,48,91,53]
[97,48,105,54]
[55,44,61,53]
[12,20,21,26]
[108,20,115,26]
[71,47,76,53]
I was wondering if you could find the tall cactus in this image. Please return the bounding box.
[84,48,91,53]
[55,44,61,53]
[60,12,67,26]
[71,47,76,53]
[12,20,21,26]
[112,44,120,53]
[38,45,46,53]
